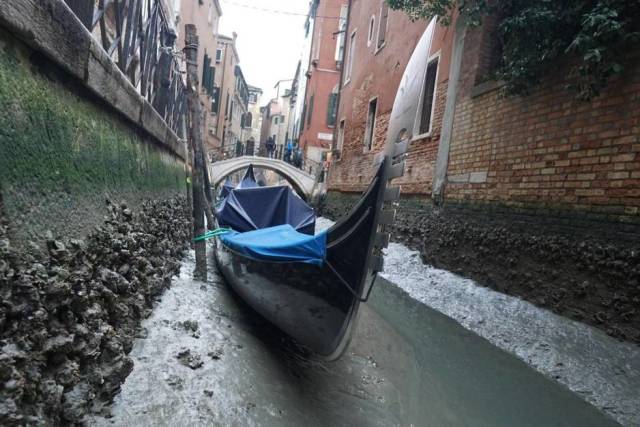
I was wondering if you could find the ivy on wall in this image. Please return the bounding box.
[387,0,640,99]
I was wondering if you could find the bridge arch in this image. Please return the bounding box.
[210,156,318,201]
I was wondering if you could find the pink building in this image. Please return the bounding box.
[298,0,348,170]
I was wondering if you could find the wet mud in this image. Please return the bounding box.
[319,194,640,346]
[92,245,624,426]
[0,196,190,425]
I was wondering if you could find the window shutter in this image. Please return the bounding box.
[307,94,315,126]
[202,54,210,91]
[327,93,338,127]
[300,103,307,129]
[208,66,215,96]
[211,87,220,113]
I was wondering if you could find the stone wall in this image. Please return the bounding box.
[320,191,640,347]
[0,29,187,246]
[0,2,195,424]
[0,196,191,425]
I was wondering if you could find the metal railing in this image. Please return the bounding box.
[64,0,186,137]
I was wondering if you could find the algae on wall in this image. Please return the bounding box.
[0,32,186,245]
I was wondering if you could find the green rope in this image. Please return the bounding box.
[192,228,232,242]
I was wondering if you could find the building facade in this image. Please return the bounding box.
[297,0,348,172]
[245,85,264,154]
[176,0,223,158]
[214,33,240,158]
[329,4,639,219]
[323,4,640,345]
[258,86,292,159]
[228,65,249,156]
[327,0,442,193]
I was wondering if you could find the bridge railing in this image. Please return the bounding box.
[213,144,326,183]
[63,0,187,138]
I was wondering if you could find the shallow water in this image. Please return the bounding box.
[91,220,639,426]
[380,241,640,426]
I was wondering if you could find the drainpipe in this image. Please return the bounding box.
[432,16,467,204]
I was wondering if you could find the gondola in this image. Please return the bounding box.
[212,25,431,360]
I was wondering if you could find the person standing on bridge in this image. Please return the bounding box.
[284,139,293,163]
[266,136,275,159]
[293,144,303,169]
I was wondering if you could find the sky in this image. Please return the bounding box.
[218,0,309,102]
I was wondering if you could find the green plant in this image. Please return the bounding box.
[387,0,640,99]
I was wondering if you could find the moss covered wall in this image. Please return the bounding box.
[0,31,186,246]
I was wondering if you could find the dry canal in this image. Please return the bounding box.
[92,220,639,427]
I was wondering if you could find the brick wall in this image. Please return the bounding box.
[330,14,639,223]
[327,3,441,193]
[446,25,640,221]
[328,78,447,194]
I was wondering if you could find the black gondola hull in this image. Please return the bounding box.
[214,239,361,359]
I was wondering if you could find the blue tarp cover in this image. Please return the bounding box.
[237,165,259,189]
[219,177,235,199]
[221,225,326,266]
[216,185,316,235]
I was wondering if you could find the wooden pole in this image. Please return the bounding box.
[184,24,207,281]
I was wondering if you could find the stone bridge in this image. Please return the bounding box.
[209,156,323,201]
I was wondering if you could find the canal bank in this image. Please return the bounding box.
[91,220,639,426]
[319,193,640,347]
[0,197,190,425]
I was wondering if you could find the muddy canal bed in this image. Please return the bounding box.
[92,221,639,426]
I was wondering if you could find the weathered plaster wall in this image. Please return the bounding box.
[0,31,186,246]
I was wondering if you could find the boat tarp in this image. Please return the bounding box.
[221,224,326,265]
[216,185,316,235]
[220,177,235,199]
[237,165,259,189]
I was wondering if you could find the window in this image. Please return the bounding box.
[201,53,215,97]
[368,16,375,47]
[211,87,220,114]
[337,119,345,152]
[300,103,307,130]
[364,97,377,150]
[415,56,439,136]
[345,31,356,84]
[211,16,218,36]
[207,66,214,95]
[202,53,210,92]
[215,48,222,64]
[377,2,389,50]
[327,86,339,127]
[224,93,230,117]
[335,5,349,62]
[312,27,322,62]
[243,112,252,128]
[274,116,279,125]
[307,94,315,127]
